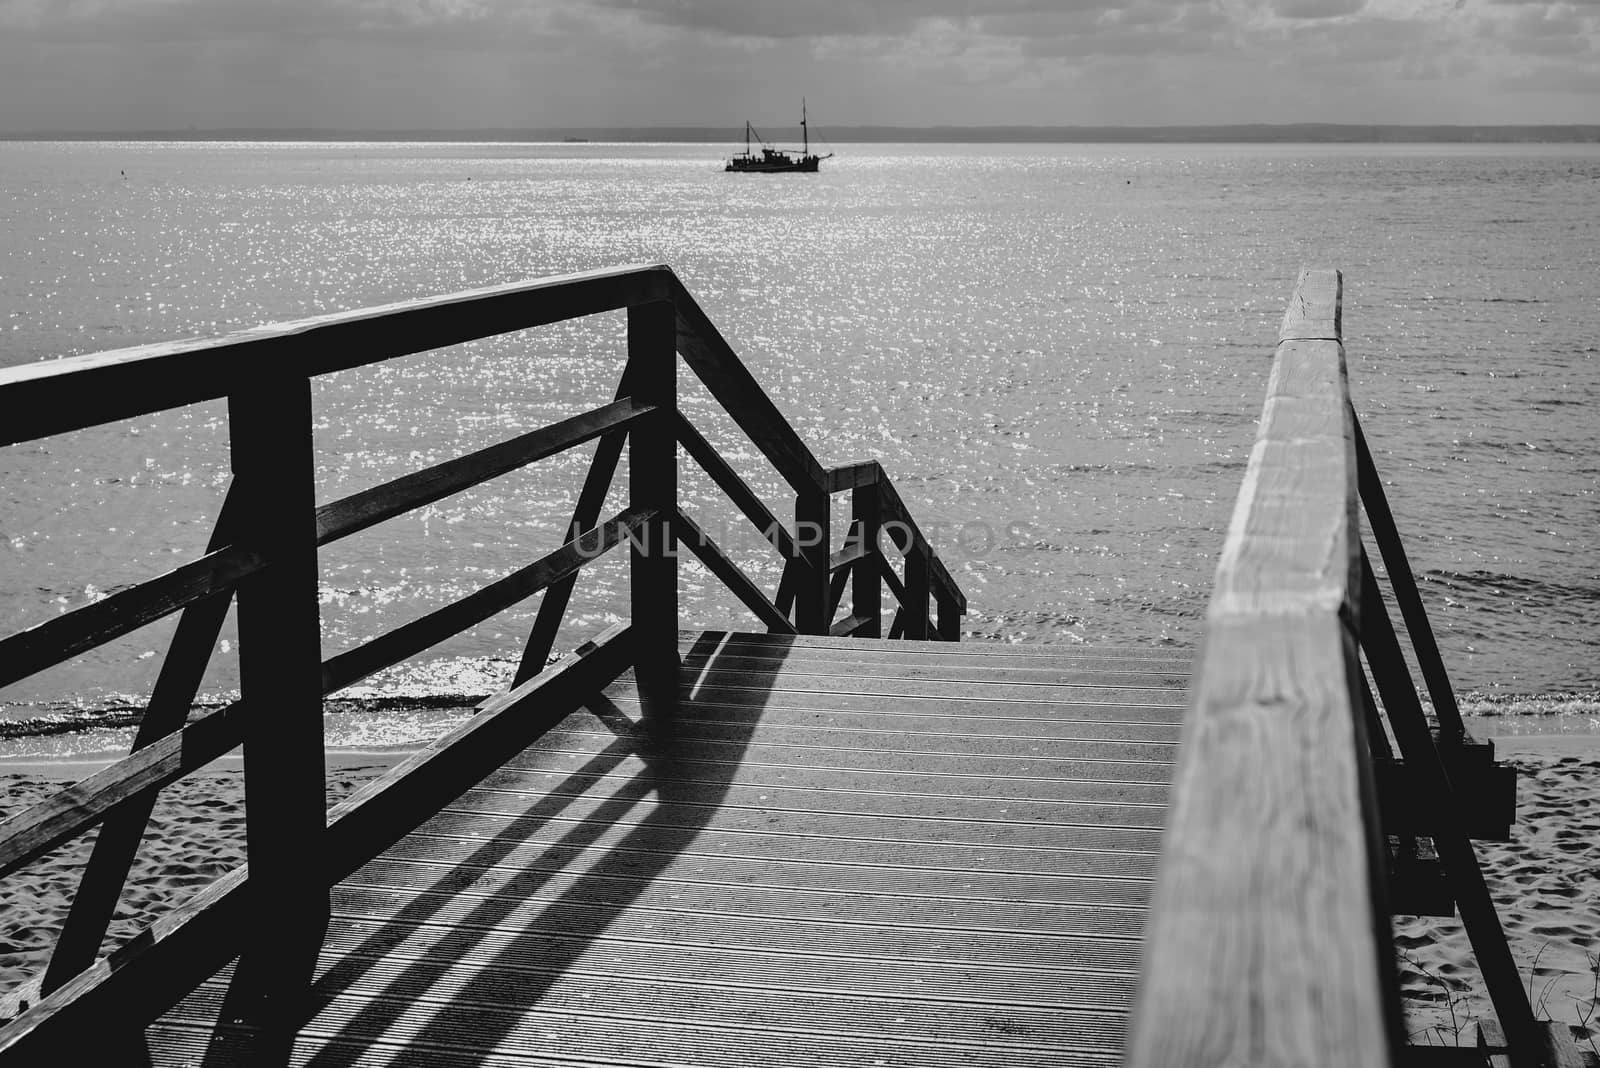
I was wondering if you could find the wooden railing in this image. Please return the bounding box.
[0,264,965,1051]
[1129,271,1577,1068]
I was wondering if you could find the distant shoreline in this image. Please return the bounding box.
[4,124,1600,144]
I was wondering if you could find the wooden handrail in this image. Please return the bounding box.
[0,264,672,446]
[1128,269,1400,1066]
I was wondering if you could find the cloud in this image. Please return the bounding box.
[1273,0,1366,19]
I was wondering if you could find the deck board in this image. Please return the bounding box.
[145,630,1187,1065]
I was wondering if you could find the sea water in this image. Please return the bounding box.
[2,140,1597,755]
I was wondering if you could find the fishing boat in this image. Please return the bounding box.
[725,100,832,173]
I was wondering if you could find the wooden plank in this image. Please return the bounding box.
[320,507,653,694]
[0,263,671,446]
[677,629,1192,666]
[354,833,1160,906]
[0,702,248,882]
[674,411,800,563]
[226,374,330,1002]
[1129,268,1402,1067]
[465,769,1170,824]
[1280,267,1342,341]
[676,652,1191,691]
[671,508,797,634]
[670,668,1186,707]
[667,277,829,496]
[629,300,679,713]
[609,694,1187,738]
[315,398,654,546]
[0,542,263,690]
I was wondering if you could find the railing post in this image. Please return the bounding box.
[794,489,830,633]
[935,592,960,641]
[850,486,881,638]
[227,374,329,1004]
[628,299,679,712]
[904,549,930,640]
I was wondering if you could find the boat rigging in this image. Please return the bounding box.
[725,99,833,173]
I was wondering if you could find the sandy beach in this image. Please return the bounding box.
[0,755,398,995]
[1,726,1594,1055]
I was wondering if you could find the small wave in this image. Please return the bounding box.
[1422,568,1600,604]
[1457,691,1600,718]
[1477,297,1544,304]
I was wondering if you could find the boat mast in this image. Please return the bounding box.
[745,120,751,156]
[802,98,808,155]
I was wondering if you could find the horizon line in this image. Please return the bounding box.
[5,122,1600,144]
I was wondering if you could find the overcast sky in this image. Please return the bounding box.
[1,0,1596,130]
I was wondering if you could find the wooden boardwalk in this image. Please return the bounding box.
[142,631,1189,1066]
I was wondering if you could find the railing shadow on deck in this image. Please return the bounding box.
[169,632,783,1067]
[0,263,965,1059]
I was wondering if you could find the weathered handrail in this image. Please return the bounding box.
[0,263,965,1047]
[1129,269,1401,1065]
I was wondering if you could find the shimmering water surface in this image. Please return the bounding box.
[2,141,1598,750]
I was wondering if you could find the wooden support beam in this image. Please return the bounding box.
[1375,751,1516,841]
[512,366,638,687]
[903,549,931,640]
[674,411,800,563]
[772,558,800,630]
[667,279,829,496]
[671,509,796,635]
[1360,549,1541,1066]
[851,486,882,639]
[936,592,961,641]
[876,474,965,613]
[227,374,329,1004]
[629,300,679,715]
[42,486,243,991]
[793,489,830,634]
[1353,413,1469,744]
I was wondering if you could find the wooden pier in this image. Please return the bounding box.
[0,267,1587,1066]
[140,632,1188,1065]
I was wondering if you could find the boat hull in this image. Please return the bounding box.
[725,157,821,173]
